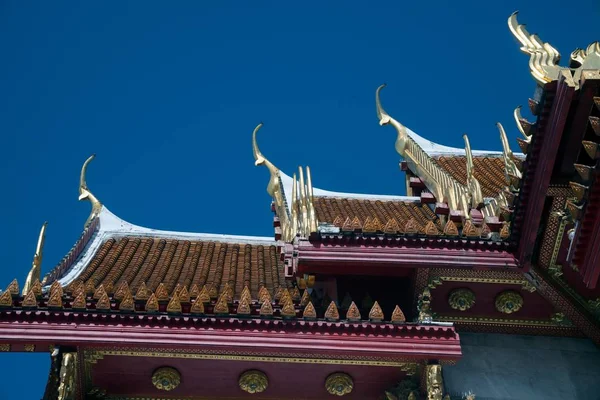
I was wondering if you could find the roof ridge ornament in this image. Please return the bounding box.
[508,11,599,88]
[79,154,103,228]
[252,123,292,241]
[23,222,47,296]
[376,84,472,219]
[497,123,523,190]
[463,135,484,208]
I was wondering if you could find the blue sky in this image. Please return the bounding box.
[1,1,598,398]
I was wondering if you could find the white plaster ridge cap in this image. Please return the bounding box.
[405,127,524,158]
[98,207,276,244]
[279,171,420,203]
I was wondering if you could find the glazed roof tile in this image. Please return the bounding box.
[435,156,508,197]
[314,197,440,233]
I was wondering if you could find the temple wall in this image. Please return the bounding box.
[444,333,600,400]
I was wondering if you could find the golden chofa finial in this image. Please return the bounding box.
[376,84,408,155]
[252,123,280,198]
[79,154,103,227]
[463,134,483,208]
[497,123,522,185]
[23,222,47,296]
[508,11,561,85]
[513,106,533,139]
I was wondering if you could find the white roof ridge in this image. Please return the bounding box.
[405,127,524,158]
[279,172,420,207]
[48,206,278,290]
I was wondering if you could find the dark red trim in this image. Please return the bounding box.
[517,78,575,268]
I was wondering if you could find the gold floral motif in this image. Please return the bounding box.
[300,289,310,307]
[6,279,20,296]
[190,297,205,314]
[113,281,130,301]
[92,284,106,301]
[177,286,190,304]
[325,372,353,396]
[237,297,251,315]
[279,288,291,305]
[189,284,200,298]
[0,291,12,307]
[119,290,135,312]
[368,301,384,322]
[22,291,38,308]
[448,289,476,311]
[259,286,271,304]
[166,293,182,314]
[346,301,361,321]
[391,305,406,323]
[240,286,251,304]
[155,283,170,302]
[24,344,35,352]
[72,292,87,310]
[495,291,523,314]
[145,294,159,312]
[303,302,316,319]
[280,300,296,318]
[325,301,340,321]
[95,292,111,311]
[238,370,268,394]
[260,299,273,316]
[0,344,10,351]
[198,285,211,303]
[214,294,229,314]
[151,367,181,391]
[384,218,400,234]
[48,288,64,309]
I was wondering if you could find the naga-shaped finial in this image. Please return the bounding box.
[513,106,532,140]
[463,134,483,208]
[79,154,103,227]
[508,11,561,85]
[252,123,280,198]
[305,166,318,233]
[23,222,47,296]
[497,123,523,186]
[376,84,409,155]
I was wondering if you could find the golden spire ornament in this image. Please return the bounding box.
[79,154,103,227]
[23,222,47,297]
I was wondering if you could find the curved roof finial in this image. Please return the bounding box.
[23,222,47,296]
[252,123,281,198]
[376,84,409,156]
[79,154,103,227]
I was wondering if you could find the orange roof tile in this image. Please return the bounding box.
[435,156,507,198]
[71,237,285,301]
[314,197,441,234]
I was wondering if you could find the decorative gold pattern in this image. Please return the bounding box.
[0,344,10,351]
[178,286,190,303]
[166,293,182,314]
[495,291,523,314]
[391,305,406,323]
[303,302,316,319]
[214,294,229,314]
[198,285,210,303]
[443,220,458,236]
[95,292,111,310]
[145,294,159,312]
[325,373,354,396]
[368,301,384,322]
[72,292,87,310]
[259,299,273,316]
[23,222,47,297]
[24,344,35,352]
[113,281,129,301]
[426,364,443,400]
[418,288,433,323]
[155,283,170,302]
[346,301,361,321]
[48,287,63,309]
[239,370,268,394]
[6,279,19,296]
[569,181,588,202]
[119,290,135,311]
[300,289,310,307]
[280,300,296,318]
[448,288,476,311]
[22,291,37,308]
[135,282,150,301]
[92,285,106,301]
[583,141,599,160]
[240,286,251,304]
[57,352,76,400]
[79,154,103,227]
[190,297,205,314]
[151,367,181,391]
[237,297,251,315]
[325,301,340,321]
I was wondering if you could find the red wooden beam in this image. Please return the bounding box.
[518,77,575,268]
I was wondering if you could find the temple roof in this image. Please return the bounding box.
[44,206,279,292]
[436,155,507,198]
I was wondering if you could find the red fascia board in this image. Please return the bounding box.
[297,243,518,271]
[0,313,462,361]
[518,78,575,267]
